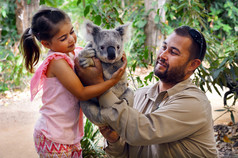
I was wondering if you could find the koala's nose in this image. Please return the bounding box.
[107,46,116,60]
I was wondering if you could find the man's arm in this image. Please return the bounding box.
[99,126,128,157]
[99,90,208,145]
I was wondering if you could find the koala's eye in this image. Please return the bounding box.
[100,46,104,50]
[117,45,120,49]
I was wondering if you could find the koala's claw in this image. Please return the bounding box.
[79,48,95,58]
[78,43,96,67]
[79,58,95,67]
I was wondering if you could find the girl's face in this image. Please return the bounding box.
[46,20,77,54]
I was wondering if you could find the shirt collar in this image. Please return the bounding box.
[167,78,194,96]
[145,78,194,101]
[146,82,160,102]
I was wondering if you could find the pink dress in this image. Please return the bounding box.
[31,47,84,145]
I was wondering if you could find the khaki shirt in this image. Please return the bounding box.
[99,78,218,158]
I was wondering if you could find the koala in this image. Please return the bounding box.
[77,20,134,126]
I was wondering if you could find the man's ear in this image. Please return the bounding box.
[188,59,201,72]
[41,40,51,49]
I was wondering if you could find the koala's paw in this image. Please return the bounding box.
[79,57,95,68]
[79,47,95,58]
[78,43,96,67]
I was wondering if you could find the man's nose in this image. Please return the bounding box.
[159,49,168,60]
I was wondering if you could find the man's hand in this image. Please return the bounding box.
[99,126,120,143]
[74,57,104,86]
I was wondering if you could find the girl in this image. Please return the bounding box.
[20,7,127,158]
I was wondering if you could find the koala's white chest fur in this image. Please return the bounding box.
[101,61,127,97]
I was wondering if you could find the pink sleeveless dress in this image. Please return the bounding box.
[31,47,84,157]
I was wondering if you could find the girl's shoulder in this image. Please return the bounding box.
[46,51,74,68]
[42,46,84,74]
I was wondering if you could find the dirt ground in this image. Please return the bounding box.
[0,89,40,158]
[0,85,237,158]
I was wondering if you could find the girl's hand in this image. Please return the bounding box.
[74,57,104,86]
[111,53,127,82]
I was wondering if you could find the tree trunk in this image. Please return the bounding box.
[144,0,166,64]
[144,0,157,64]
[121,0,125,8]
[157,0,166,50]
[15,0,39,35]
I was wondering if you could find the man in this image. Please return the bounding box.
[75,26,218,157]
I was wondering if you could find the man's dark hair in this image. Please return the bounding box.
[174,26,207,61]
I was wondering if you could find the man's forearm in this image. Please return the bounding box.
[104,137,128,158]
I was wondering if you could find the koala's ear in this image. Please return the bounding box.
[81,20,101,41]
[115,22,132,43]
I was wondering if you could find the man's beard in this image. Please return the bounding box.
[154,59,187,84]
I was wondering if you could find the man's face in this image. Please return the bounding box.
[154,32,192,84]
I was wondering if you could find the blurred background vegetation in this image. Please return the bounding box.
[0,0,237,156]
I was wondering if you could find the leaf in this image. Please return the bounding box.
[84,5,90,17]
[39,0,45,5]
[213,84,222,96]
[212,68,224,79]
[206,81,212,92]
[222,24,232,33]
[215,109,226,112]
[154,14,160,24]
[94,15,101,25]
[137,20,147,28]
[116,17,124,24]
[176,3,186,12]
[113,7,119,17]
[77,0,81,6]
[230,111,235,124]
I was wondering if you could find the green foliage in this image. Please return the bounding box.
[203,35,238,123]
[207,0,238,37]
[80,119,106,158]
[77,0,124,28]
[126,4,153,89]
[0,46,29,92]
[0,0,31,92]
[164,0,238,122]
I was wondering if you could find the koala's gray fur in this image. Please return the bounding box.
[78,20,134,126]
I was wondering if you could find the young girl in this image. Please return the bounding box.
[20,7,127,157]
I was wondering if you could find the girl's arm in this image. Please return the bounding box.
[47,55,127,101]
